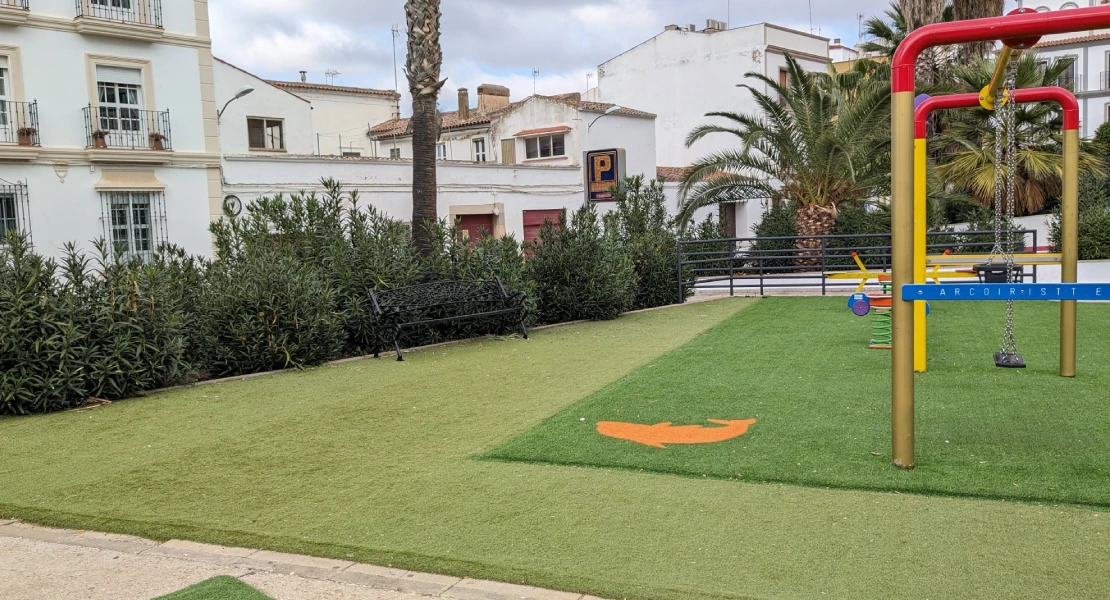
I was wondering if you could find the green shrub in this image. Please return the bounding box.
[1051,175,1110,259]
[0,236,195,415]
[746,202,797,271]
[604,176,682,310]
[826,204,891,268]
[202,245,343,377]
[527,202,634,324]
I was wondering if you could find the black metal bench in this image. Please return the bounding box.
[369,279,528,361]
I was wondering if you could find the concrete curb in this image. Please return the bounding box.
[0,521,602,600]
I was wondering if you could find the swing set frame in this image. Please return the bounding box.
[912,86,1080,373]
[889,7,1110,470]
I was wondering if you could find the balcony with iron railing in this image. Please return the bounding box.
[0,0,30,26]
[83,105,172,162]
[74,0,164,41]
[0,101,41,160]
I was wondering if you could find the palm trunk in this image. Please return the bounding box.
[900,0,948,85]
[953,0,1004,62]
[405,0,446,257]
[793,204,837,267]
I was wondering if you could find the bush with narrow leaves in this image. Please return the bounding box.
[604,176,682,310]
[527,202,634,323]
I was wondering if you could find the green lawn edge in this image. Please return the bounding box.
[154,576,273,600]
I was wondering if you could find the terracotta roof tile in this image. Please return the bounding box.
[1033,32,1110,49]
[267,80,400,100]
[514,125,572,137]
[657,166,692,182]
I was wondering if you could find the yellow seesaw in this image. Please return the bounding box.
[828,252,977,294]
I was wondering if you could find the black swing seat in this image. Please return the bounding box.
[974,262,1023,283]
[995,352,1027,369]
[369,279,529,361]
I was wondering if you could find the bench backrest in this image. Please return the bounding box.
[371,279,509,315]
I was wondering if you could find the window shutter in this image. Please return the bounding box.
[500,139,516,164]
[96,65,143,86]
[247,119,265,149]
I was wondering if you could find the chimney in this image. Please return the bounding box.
[299,70,307,83]
[477,84,511,112]
[458,88,470,120]
[687,24,697,32]
[833,38,841,45]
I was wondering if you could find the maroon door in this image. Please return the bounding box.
[523,209,563,244]
[458,214,495,245]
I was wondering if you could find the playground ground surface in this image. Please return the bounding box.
[1,298,1107,600]
[490,298,1110,506]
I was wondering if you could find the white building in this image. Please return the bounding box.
[0,0,221,260]
[266,77,400,158]
[217,80,658,243]
[592,20,830,237]
[1026,0,1110,138]
[594,20,830,171]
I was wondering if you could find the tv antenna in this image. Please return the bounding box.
[586,72,595,93]
[325,69,341,85]
[391,25,401,92]
[532,68,540,95]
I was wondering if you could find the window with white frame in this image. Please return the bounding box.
[0,180,28,244]
[0,56,11,145]
[525,134,566,159]
[436,143,447,160]
[247,118,284,150]
[389,147,401,159]
[473,138,487,162]
[102,191,167,259]
[96,66,144,148]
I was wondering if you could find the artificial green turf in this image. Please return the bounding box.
[489,298,1110,506]
[0,298,1108,600]
[154,576,272,600]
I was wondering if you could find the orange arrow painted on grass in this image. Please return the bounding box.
[596,419,757,449]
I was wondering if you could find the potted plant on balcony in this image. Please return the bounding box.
[17,127,37,147]
[92,130,110,149]
[149,132,167,151]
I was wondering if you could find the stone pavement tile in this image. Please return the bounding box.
[443,578,584,600]
[142,539,258,566]
[244,570,431,600]
[245,549,355,581]
[68,531,159,555]
[0,522,80,544]
[331,563,460,596]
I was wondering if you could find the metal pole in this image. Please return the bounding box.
[1061,129,1079,377]
[677,242,684,304]
[730,247,735,298]
[914,136,928,373]
[820,237,827,296]
[892,91,916,470]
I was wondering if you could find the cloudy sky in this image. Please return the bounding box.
[209,0,1022,115]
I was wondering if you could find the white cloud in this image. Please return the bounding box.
[209,0,1025,118]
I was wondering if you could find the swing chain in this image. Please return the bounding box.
[1000,70,1020,357]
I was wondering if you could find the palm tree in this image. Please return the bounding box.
[865,2,954,85]
[936,54,1106,215]
[678,57,891,262]
[952,0,1004,63]
[405,0,447,257]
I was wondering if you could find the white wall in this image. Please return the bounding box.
[491,99,580,167]
[5,26,207,152]
[582,112,656,180]
[31,0,197,34]
[222,155,590,241]
[214,61,315,155]
[597,24,828,169]
[294,90,397,157]
[1,163,214,260]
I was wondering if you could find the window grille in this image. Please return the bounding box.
[99,190,168,259]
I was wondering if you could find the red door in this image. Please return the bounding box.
[523,209,563,244]
[458,214,495,244]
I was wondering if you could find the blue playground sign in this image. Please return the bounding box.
[902,283,1110,301]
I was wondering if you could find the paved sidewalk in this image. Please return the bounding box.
[0,521,594,600]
